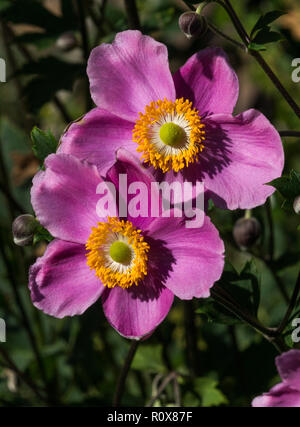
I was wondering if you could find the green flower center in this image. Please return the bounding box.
[159,122,185,147]
[109,241,132,265]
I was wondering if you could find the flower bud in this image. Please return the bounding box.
[178,12,208,39]
[12,214,37,247]
[293,195,300,214]
[233,217,261,249]
[56,32,77,51]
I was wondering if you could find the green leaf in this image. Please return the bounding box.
[132,345,166,373]
[194,378,228,407]
[269,170,300,204]
[252,28,283,45]
[0,0,11,13]
[250,10,285,37]
[31,127,58,163]
[33,224,54,245]
[18,57,84,112]
[248,42,267,52]
[196,262,260,325]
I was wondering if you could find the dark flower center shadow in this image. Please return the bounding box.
[126,235,176,302]
[153,119,234,208]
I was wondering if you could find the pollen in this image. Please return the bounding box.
[133,98,206,173]
[85,217,149,289]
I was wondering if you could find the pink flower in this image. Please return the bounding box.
[59,30,284,210]
[29,149,224,339]
[252,350,300,407]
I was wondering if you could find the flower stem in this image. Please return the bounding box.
[183,300,201,376]
[277,271,300,335]
[279,131,300,138]
[211,284,278,338]
[124,0,141,30]
[113,340,139,407]
[182,0,300,120]
[221,0,300,120]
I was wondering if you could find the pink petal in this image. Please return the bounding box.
[102,282,174,339]
[173,47,239,115]
[199,109,284,210]
[252,382,300,407]
[276,350,300,390]
[58,108,137,175]
[29,239,103,318]
[145,213,224,299]
[87,30,175,121]
[106,148,161,229]
[31,154,107,244]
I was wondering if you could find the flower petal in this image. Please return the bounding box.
[276,350,300,390]
[145,213,224,299]
[106,148,161,229]
[87,30,175,121]
[31,154,107,244]
[173,47,239,116]
[179,109,284,210]
[29,239,103,318]
[252,383,300,407]
[102,282,174,339]
[58,108,137,174]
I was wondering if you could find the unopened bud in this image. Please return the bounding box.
[56,32,77,51]
[12,214,37,246]
[233,217,261,249]
[293,195,300,214]
[179,12,208,39]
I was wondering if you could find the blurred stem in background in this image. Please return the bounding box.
[0,138,54,403]
[1,22,72,124]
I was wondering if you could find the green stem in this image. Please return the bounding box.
[279,131,300,138]
[277,271,300,335]
[113,340,139,407]
[211,284,278,338]
[124,0,141,30]
[182,0,300,120]
[183,300,201,376]
[221,0,300,120]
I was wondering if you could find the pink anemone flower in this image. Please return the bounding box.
[59,30,284,210]
[29,149,224,339]
[252,350,300,407]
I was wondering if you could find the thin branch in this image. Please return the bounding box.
[146,372,178,407]
[211,284,278,338]
[0,348,45,401]
[3,23,72,124]
[208,21,245,49]
[113,340,139,407]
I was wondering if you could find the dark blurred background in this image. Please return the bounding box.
[0,0,300,407]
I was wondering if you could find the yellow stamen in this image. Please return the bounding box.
[86,217,149,289]
[133,98,205,173]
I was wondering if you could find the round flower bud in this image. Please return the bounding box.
[12,214,37,247]
[233,217,261,249]
[56,32,77,51]
[178,12,208,39]
[293,195,300,214]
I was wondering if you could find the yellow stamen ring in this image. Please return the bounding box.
[86,217,149,289]
[133,98,205,173]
